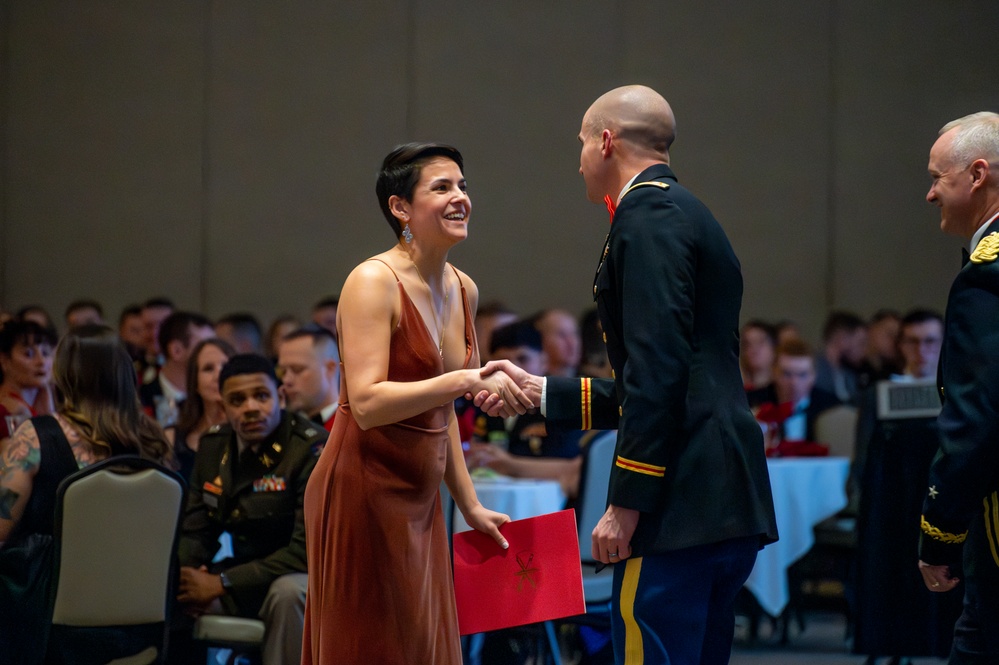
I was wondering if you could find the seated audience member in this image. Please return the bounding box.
[15,305,57,336]
[311,296,339,336]
[862,308,902,381]
[170,354,325,665]
[740,319,777,398]
[774,319,802,346]
[265,314,302,364]
[753,339,839,450]
[0,320,57,441]
[474,300,517,363]
[277,325,340,432]
[167,338,236,482]
[215,312,264,355]
[0,325,172,665]
[64,299,105,328]
[814,310,868,405]
[466,321,588,499]
[851,309,960,662]
[578,307,612,379]
[851,309,945,504]
[140,312,214,427]
[139,297,175,382]
[118,303,147,365]
[531,307,581,378]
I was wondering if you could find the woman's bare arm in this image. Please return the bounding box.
[0,422,41,542]
[340,260,530,430]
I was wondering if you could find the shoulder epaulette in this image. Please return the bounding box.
[622,180,670,200]
[970,232,999,264]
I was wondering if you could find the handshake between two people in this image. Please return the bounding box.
[468,360,544,418]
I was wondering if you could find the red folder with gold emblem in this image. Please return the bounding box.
[452,509,585,635]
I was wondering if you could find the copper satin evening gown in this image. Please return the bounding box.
[303,262,474,665]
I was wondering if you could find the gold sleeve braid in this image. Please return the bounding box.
[921,515,968,544]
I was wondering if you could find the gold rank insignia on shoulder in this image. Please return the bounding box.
[970,232,999,264]
[622,180,670,199]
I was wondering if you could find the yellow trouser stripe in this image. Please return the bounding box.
[986,493,999,568]
[580,378,592,430]
[620,557,644,664]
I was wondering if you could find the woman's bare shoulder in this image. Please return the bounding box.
[340,254,404,322]
[344,253,402,290]
[0,419,41,474]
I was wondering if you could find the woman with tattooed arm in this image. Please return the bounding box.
[0,325,172,665]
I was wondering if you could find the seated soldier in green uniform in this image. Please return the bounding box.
[170,354,326,665]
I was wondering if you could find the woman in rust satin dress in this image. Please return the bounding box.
[303,143,533,664]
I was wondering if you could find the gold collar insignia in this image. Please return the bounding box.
[970,232,999,264]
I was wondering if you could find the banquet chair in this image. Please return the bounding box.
[550,430,616,662]
[46,456,185,665]
[814,405,859,459]
[192,615,265,664]
[783,405,859,643]
[575,430,617,608]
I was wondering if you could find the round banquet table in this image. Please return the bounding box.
[452,474,567,534]
[744,457,851,617]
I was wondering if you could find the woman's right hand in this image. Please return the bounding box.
[470,369,533,417]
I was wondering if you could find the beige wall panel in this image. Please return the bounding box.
[204,1,410,325]
[831,1,999,323]
[3,1,205,321]
[622,2,833,341]
[408,1,619,318]
[3,1,996,342]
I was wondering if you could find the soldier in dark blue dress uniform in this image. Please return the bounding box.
[919,111,999,663]
[482,85,778,664]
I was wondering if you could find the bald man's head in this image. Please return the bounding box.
[583,85,676,159]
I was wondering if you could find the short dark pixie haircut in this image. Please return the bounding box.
[375,142,464,238]
[218,353,279,392]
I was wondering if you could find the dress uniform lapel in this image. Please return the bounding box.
[592,164,677,297]
[230,416,292,495]
[592,233,611,300]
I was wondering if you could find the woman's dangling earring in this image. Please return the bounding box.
[402,223,413,244]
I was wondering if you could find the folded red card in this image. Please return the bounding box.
[452,509,585,635]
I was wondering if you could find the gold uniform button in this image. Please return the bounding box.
[593,285,598,295]
[618,406,623,416]
[602,332,607,343]
[611,369,616,379]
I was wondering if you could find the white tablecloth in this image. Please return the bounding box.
[452,476,566,533]
[744,457,851,617]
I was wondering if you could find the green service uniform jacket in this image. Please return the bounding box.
[177,410,325,616]
[546,163,778,557]
[920,221,999,571]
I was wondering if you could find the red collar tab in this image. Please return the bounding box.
[603,195,616,224]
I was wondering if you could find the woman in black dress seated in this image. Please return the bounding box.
[166,337,235,481]
[0,325,173,665]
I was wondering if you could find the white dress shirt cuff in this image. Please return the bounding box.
[540,377,548,417]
